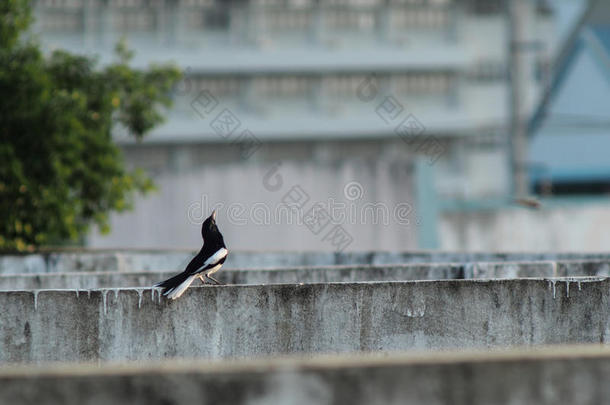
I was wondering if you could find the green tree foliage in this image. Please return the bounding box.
[0,1,181,251]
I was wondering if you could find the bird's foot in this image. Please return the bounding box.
[205,275,224,285]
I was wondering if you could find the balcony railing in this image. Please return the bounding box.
[32,0,459,47]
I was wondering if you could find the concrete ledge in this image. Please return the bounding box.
[0,251,195,275]
[1,346,610,404]
[5,250,610,274]
[0,264,463,290]
[1,278,609,364]
[2,261,610,290]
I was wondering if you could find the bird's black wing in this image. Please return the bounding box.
[153,251,205,293]
[184,247,228,276]
[183,251,208,276]
[154,247,228,291]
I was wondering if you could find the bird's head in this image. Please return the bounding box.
[201,210,221,241]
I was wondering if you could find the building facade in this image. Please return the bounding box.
[31,0,561,251]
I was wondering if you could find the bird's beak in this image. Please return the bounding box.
[211,210,216,221]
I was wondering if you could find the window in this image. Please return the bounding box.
[324,74,368,98]
[470,0,503,15]
[186,6,231,30]
[109,0,144,7]
[533,180,610,196]
[109,0,157,32]
[325,9,375,31]
[39,0,84,8]
[204,8,231,30]
[42,12,83,32]
[325,0,382,6]
[183,0,213,6]
[192,76,242,98]
[393,72,452,94]
[389,0,451,5]
[112,11,156,31]
[468,61,506,82]
[389,8,449,29]
[38,0,84,32]
[259,9,312,31]
[252,75,313,98]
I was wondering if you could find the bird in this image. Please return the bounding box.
[154,210,228,299]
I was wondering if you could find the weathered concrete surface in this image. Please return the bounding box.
[0,264,463,290]
[469,260,610,278]
[0,250,195,274]
[1,278,609,364]
[2,346,610,405]
[2,261,610,290]
[5,250,610,274]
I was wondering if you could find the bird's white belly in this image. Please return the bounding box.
[206,263,223,276]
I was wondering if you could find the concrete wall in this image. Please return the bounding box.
[441,203,610,252]
[1,278,609,364]
[2,346,610,405]
[87,165,610,253]
[2,261,610,290]
[0,264,465,290]
[87,141,418,252]
[5,250,610,274]
[0,251,195,275]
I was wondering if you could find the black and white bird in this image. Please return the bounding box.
[154,210,228,299]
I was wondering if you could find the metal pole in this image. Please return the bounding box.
[508,0,531,197]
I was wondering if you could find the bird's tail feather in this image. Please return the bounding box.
[154,272,198,300]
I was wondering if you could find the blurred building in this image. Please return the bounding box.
[32,0,569,251]
[440,0,610,252]
[531,0,610,195]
